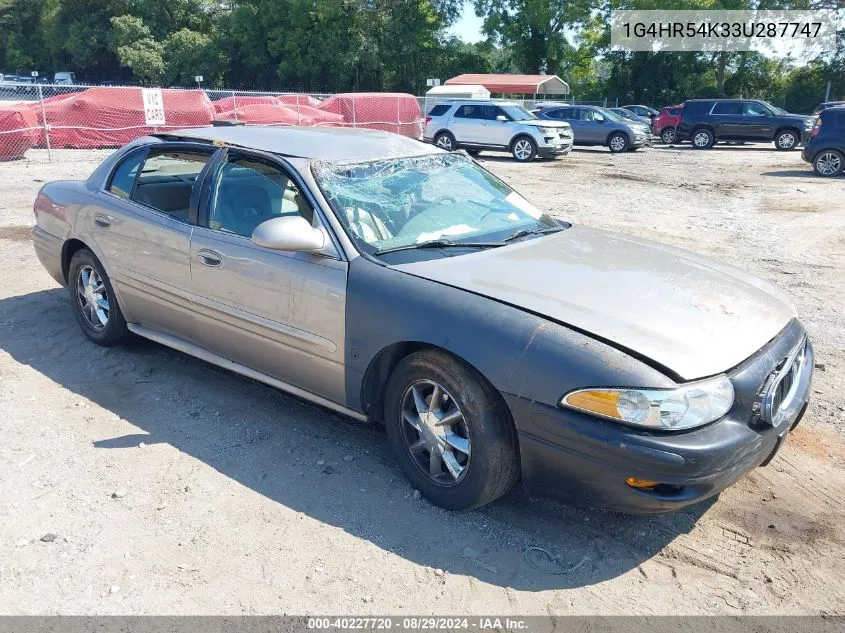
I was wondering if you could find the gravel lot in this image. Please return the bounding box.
[0,145,843,615]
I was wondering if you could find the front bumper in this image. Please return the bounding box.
[511,322,813,513]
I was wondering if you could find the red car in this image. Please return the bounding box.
[653,104,683,143]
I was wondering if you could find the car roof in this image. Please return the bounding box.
[158,126,439,162]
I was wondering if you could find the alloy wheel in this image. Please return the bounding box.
[76,265,110,330]
[693,131,712,148]
[661,128,676,143]
[816,151,842,176]
[400,380,471,485]
[435,135,453,150]
[777,133,796,149]
[513,139,533,161]
[609,135,626,152]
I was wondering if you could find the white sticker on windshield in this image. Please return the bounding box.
[505,192,542,219]
[417,225,476,243]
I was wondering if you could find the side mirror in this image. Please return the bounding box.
[496,115,508,122]
[251,216,325,252]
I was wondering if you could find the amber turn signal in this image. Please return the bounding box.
[625,477,660,489]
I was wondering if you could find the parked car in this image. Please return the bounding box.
[54,71,76,85]
[609,107,651,126]
[802,105,845,177]
[812,101,845,115]
[623,104,659,120]
[676,99,815,150]
[423,100,573,161]
[653,105,683,143]
[533,104,651,152]
[31,126,813,513]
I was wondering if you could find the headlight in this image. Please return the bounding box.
[560,375,734,431]
[539,127,558,135]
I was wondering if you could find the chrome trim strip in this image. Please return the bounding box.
[127,323,366,422]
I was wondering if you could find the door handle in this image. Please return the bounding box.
[196,249,222,267]
[94,214,112,229]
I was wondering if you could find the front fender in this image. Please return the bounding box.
[344,257,673,418]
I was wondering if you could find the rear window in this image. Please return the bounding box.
[667,107,681,116]
[428,104,451,117]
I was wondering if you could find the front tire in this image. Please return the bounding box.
[433,131,456,151]
[813,149,844,177]
[660,127,676,144]
[68,249,128,346]
[511,136,537,162]
[691,128,714,149]
[774,129,799,151]
[384,349,520,510]
[608,132,629,153]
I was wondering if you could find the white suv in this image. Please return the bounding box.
[423,101,574,162]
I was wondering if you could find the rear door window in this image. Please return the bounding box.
[712,102,743,115]
[107,150,144,199]
[455,104,483,119]
[131,149,213,222]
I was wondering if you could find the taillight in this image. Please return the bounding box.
[811,119,821,137]
[425,117,431,124]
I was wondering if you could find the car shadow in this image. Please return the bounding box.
[762,169,818,178]
[0,288,715,591]
[665,144,782,152]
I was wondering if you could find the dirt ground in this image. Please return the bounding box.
[0,145,843,615]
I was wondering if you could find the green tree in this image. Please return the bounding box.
[164,28,227,87]
[111,14,165,84]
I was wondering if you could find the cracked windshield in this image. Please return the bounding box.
[314,154,562,255]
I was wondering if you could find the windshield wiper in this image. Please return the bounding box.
[375,238,505,255]
[502,226,565,243]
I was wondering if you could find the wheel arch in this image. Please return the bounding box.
[607,128,632,146]
[61,238,91,285]
[508,132,535,151]
[774,125,802,138]
[359,341,500,424]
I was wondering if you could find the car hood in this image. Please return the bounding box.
[779,113,815,124]
[521,120,571,129]
[393,225,795,381]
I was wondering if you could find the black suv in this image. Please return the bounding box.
[676,99,815,150]
[802,106,845,177]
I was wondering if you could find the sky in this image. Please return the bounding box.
[448,3,485,43]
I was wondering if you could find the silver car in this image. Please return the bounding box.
[423,100,573,161]
[33,127,813,513]
[534,104,652,152]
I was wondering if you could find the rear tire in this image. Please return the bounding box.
[774,129,800,151]
[660,127,676,144]
[813,149,844,177]
[608,133,629,153]
[383,349,520,510]
[434,131,456,151]
[691,128,714,149]
[68,249,129,346]
[511,136,537,162]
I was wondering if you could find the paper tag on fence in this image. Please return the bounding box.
[142,88,166,126]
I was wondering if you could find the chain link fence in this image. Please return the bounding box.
[0,82,623,163]
[0,84,426,163]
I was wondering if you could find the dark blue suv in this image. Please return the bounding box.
[802,106,845,177]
